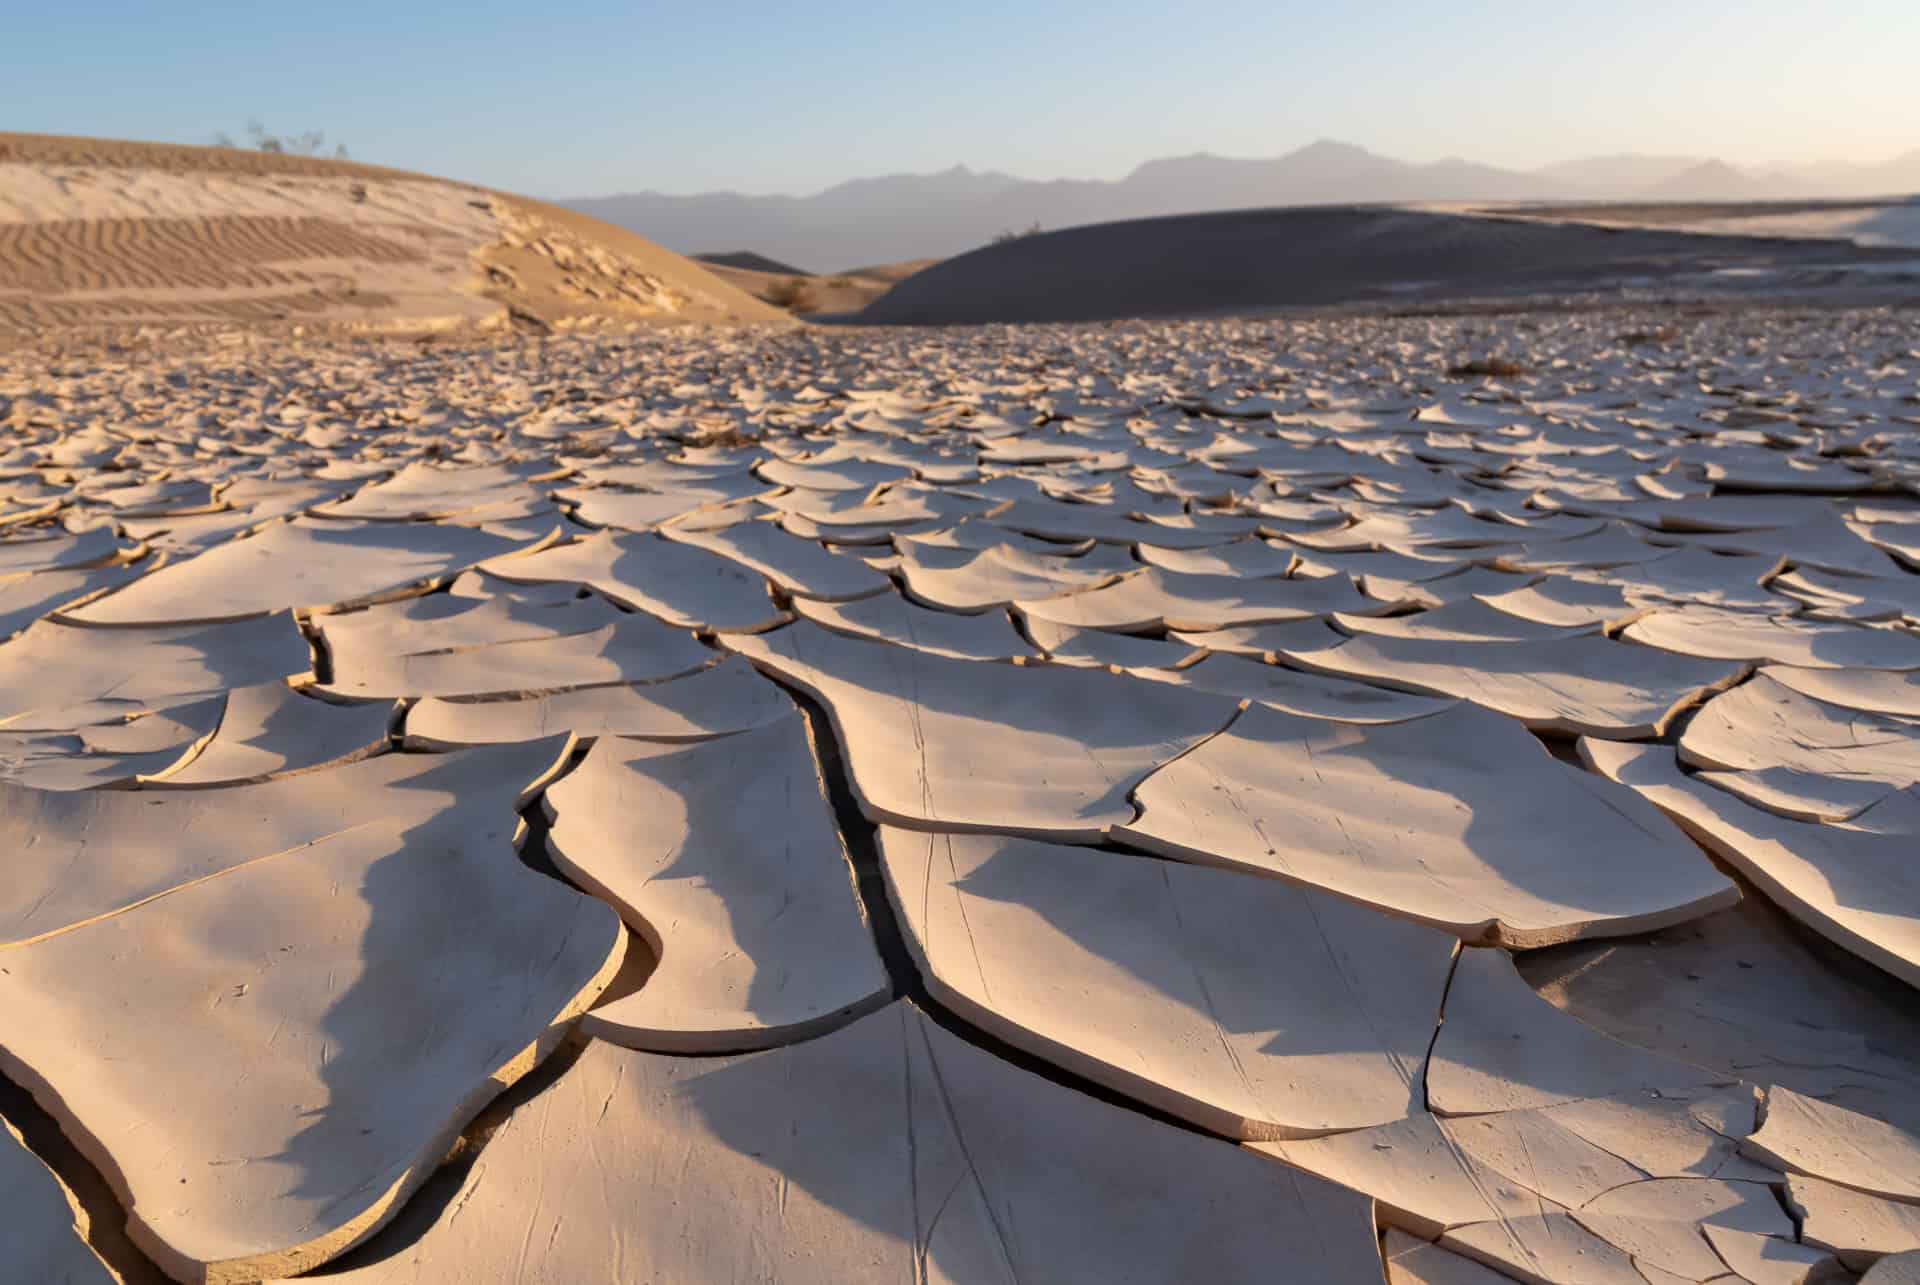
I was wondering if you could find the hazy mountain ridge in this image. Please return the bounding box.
[563,139,1920,270]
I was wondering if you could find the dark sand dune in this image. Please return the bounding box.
[695,250,812,276]
[855,205,1916,325]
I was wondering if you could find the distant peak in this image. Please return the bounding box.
[1293,138,1372,157]
[1122,151,1221,178]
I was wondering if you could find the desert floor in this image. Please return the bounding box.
[3,303,1920,1284]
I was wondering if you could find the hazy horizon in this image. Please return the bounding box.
[12,0,1918,199]
[559,140,1920,202]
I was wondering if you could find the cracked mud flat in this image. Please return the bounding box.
[1,303,1919,1283]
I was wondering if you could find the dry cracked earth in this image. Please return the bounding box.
[4,306,1920,1284]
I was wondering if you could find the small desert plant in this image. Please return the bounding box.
[1445,357,1529,378]
[764,277,811,311]
[695,428,765,449]
[990,222,1044,245]
[827,276,855,288]
[213,119,349,159]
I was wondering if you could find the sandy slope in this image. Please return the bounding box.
[0,132,785,333]
[692,254,939,316]
[855,204,1918,326]
[838,257,939,283]
[1467,198,1920,250]
[697,262,906,315]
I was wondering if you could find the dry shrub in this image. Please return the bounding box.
[1445,357,1530,378]
[764,277,812,312]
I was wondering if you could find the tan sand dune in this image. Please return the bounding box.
[838,256,939,282]
[0,132,785,334]
[854,204,1915,325]
[698,257,930,315]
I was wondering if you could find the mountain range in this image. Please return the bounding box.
[562,140,1920,272]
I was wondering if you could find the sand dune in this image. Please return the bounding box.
[696,258,929,315]
[838,256,939,283]
[855,204,1916,325]
[1476,198,1920,251]
[0,132,785,334]
[694,250,810,275]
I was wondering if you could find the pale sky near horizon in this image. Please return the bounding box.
[12,0,1917,198]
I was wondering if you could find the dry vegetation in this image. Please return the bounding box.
[1444,356,1531,378]
[763,276,813,312]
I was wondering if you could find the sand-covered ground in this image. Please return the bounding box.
[0,133,783,334]
[3,298,1920,1282]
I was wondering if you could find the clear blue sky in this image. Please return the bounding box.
[11,0,1916,198]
